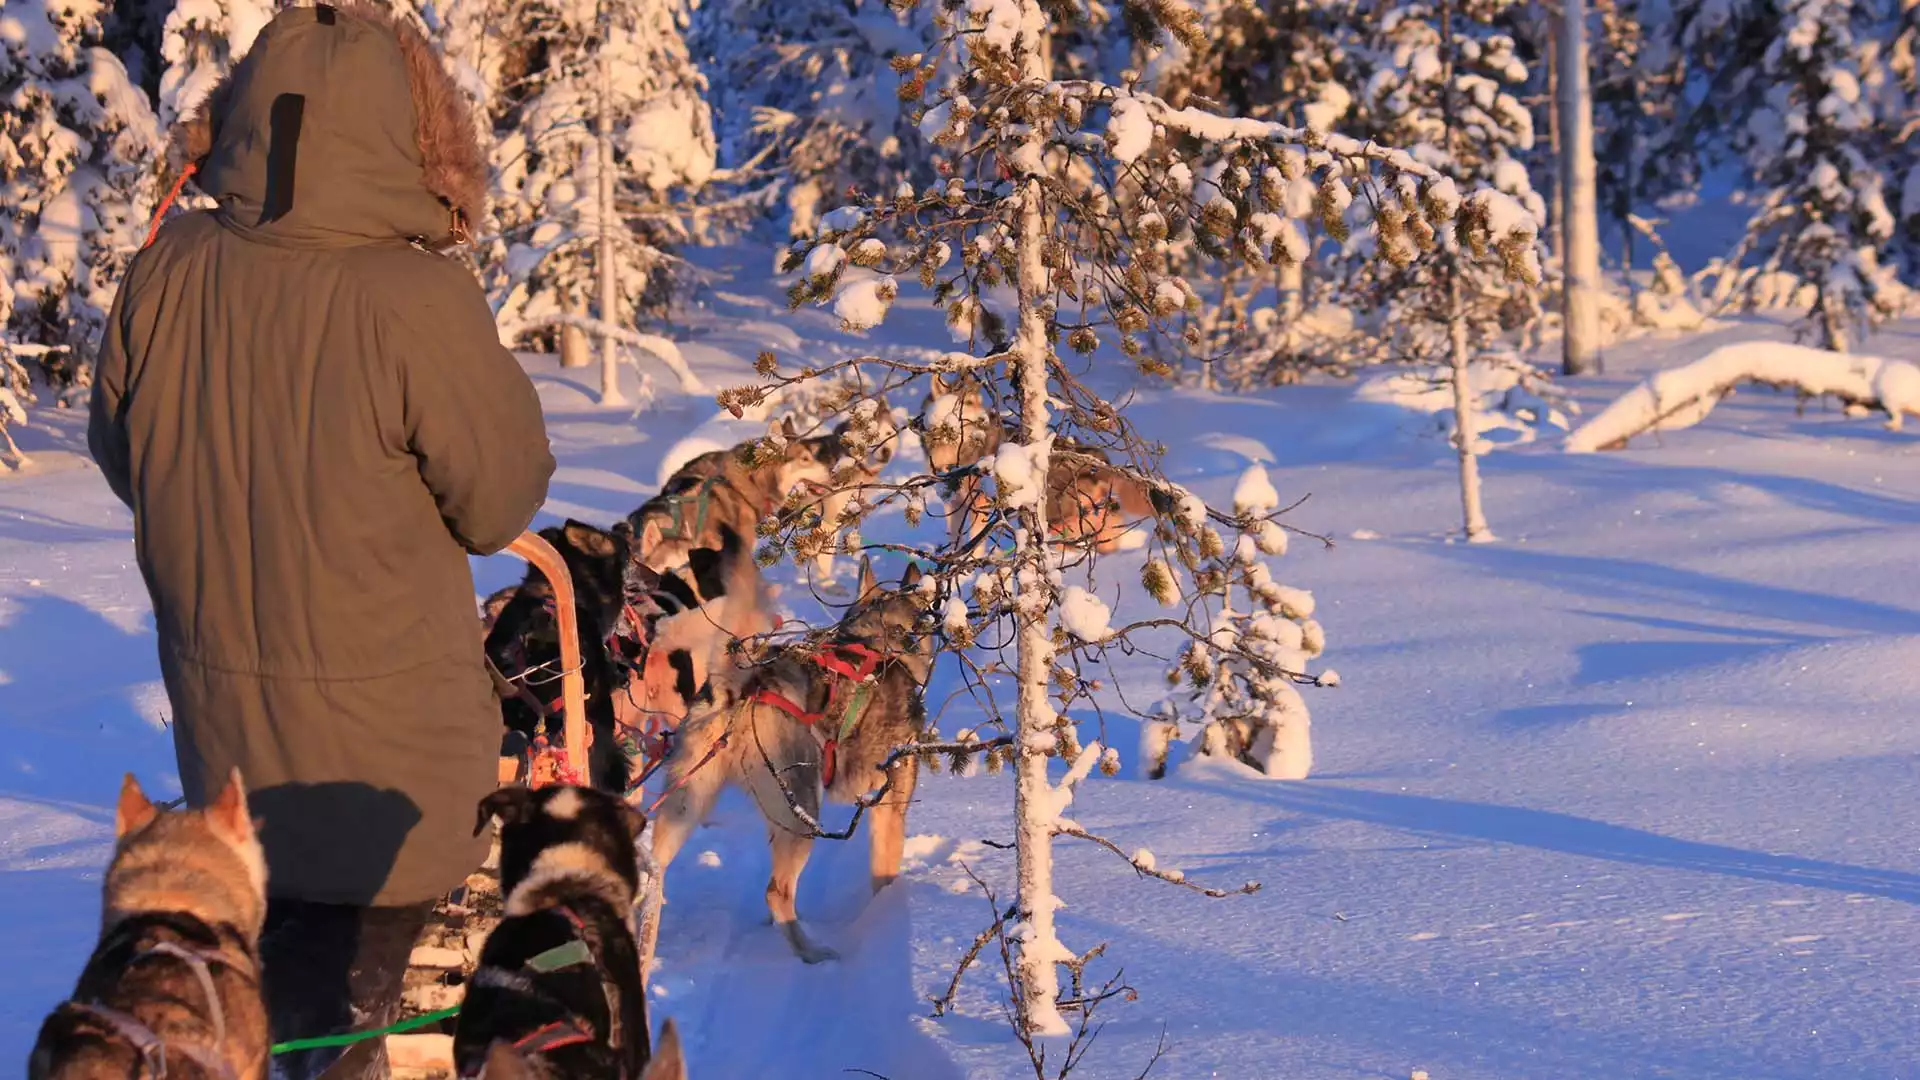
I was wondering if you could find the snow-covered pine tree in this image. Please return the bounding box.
[750,0,1538,1037]
[481,0,715,395]
[156,0,273,131]
[1146,0,1363,385]
[689,0,938,239]
[1724,0,1906,351]
[1,0,164,380]
[1589,0,1692,285]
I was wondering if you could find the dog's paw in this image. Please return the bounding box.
[780,920,839,964]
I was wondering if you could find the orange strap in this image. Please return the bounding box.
[143,164,198,250]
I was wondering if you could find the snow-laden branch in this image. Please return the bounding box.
[1057,80,1445,180]
[497,314,706,393]
[1564,342,1920,452]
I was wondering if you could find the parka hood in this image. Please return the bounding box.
[171,1,486,247]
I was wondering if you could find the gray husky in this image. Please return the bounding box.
[641,558,934,964]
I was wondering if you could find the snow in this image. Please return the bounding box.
[10,248,1920,1078]
[990,440,1047,509]
[1057,586,1113,641]
[1232,464,1280,517]
[1106,97,1153,165]
[832,274,897,332]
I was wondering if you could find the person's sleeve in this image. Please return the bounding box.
[391,263,555,556]
[88,282,137,510]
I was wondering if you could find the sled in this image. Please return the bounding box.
[496,530,591,788]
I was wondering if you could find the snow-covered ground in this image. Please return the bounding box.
[3,251,1918,1078]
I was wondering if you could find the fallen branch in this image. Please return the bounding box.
[1052,824,1261,899]
[1565,342,1920,452]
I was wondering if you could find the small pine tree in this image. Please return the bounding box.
[1,0,164,370]
[757,0,1536,1036]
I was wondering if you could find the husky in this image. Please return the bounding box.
[485,520,769,794]
[920,375,1162,553]
[643,558,935,965]
[794,413,899,588]
[622,418,832,578]
[458,785,665,1080]
[30,771,269,1080]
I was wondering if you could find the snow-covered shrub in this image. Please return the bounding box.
[1148,465,1333,781]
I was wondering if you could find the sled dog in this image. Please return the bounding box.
[794,413,900,585]
[643,558,934,964]
[920,374,1161,553]
[458,785,665,1080]
[485,521,767,793]
[622,418,832,578]
[30,771,269,1080]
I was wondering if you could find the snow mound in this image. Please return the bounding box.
[658,435,730,487]
[1356,360,1571,451]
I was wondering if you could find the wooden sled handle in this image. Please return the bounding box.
[505,530,590,784]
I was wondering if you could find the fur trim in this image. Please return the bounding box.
[169,1,488,232]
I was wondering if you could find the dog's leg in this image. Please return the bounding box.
[637,718,731,974]
[767,828,836,963]
[868,757,918,892]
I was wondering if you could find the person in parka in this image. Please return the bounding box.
[86,3,554,1076]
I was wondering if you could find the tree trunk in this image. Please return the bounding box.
[1558,0,1604,375]
[596,46,626,407]
[1009,0,1068,1039]
[561,291,590,368]
[1448,267,1493,542]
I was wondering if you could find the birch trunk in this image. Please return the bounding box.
[596,47,627,407]
[1448,267,1493,542]
[1559,0,1604,375]
[1009,0,1068,1038]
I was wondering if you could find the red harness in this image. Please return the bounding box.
[752,642,885,787]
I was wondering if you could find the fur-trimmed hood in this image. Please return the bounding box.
[171,1,485,246]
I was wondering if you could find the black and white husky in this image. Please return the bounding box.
[458,785,683,1080]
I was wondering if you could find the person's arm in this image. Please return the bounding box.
[389,262,555,555]
[88,280,138,510]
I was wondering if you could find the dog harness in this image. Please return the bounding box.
[649,474,723,543]
[752,642,885,787]
[55,937,250,1080]
[460,905,629,1078]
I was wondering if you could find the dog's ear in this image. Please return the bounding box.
[856,556,878,602]
[900,562,924,591]
[563,520,617,560]
[779,415,797,439]
[115,773,158,839]
[641,1019,686,1080]
[479,1039,539,1080]
[205,768,256,848]
[476,788,537,836]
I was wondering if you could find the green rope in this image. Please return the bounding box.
[269,1006,460,1056]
